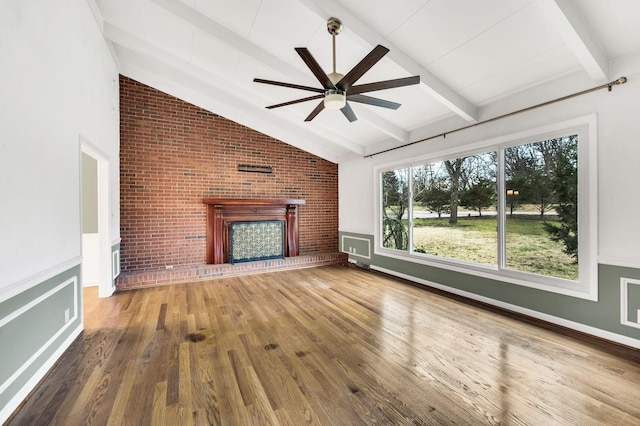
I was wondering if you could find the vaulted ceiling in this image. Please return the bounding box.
[91,0,640,163]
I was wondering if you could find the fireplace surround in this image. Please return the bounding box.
[203,198,305,264]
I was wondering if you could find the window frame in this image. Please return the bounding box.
[374,115,598,300]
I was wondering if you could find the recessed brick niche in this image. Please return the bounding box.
[117,76,346,289]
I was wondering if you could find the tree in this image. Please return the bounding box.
[504,144,537,215]
[531,139,566,216]
[534,138,563,173]
[460,178,495,216]
[382,169,409,250]
[543,137,578,261]
[444,158,466,225]
[413,176,450,218]
[528,170,554,217]
[424,183,451,218]
[411,164,433,211]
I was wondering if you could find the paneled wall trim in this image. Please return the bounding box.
[340,235,372,260]
[0,265,82,423]
[621,277,640,329]
[118,76,340,287]
[112,244,121,280]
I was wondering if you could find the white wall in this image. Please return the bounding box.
[0,0,120,295]
[340,67,640,269]
[82,234,100,287]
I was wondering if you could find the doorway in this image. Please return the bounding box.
[81,141,115,298]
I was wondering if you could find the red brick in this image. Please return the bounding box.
[119,76,339,274]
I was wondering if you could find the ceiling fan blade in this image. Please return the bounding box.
[295,47,336,90]
[254,78,324,93]
[266,94,324,109]
[336,45,389,91]
[340,102,357,122]
[304,100,325,121]
[348,75,420,95]
[347,94,401,110]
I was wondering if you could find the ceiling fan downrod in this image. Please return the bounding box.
[325,17,345,108]
[327,17,342,76]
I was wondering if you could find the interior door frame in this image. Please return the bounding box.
[80,139,115,298]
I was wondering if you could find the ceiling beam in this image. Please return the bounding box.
[151,0,312,84]
[103,23,364,161]
[294,0,478,122]
[537,0,609,83]
[150,0,408,143]
[86,0,120,70]
[355,108,408,143]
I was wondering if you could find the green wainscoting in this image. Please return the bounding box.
[0,264,83,420]
[341,234,372,260]
[339,231,640,347]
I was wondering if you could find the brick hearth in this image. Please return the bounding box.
[115,252,347,290]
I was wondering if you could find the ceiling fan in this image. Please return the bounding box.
[253,17,420,122]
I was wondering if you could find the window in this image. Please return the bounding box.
[411,153,498,266]
[382,168,409,250]
[504,137,578,280]
[376,118,597,299]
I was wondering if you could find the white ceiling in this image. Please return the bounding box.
[92,0,640,163]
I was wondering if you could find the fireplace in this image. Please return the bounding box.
[203,198,305,264]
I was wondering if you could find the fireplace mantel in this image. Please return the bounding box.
[203,198,305,264]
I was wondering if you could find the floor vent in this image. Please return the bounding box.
[355,261,370,270]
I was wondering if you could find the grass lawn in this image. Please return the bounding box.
[412,216,578,280]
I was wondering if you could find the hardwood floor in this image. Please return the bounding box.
[7,264,640,425]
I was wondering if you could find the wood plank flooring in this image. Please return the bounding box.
[6,264,640,425]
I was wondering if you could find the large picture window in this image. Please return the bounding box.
[377,119,596,299]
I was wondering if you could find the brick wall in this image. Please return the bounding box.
[119,75,339,275]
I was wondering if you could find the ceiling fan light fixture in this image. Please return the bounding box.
[324,89,346,109]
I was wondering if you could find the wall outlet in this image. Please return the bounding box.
[166,265,174,270]
[64,308,70,323]
[637,309,640,324]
